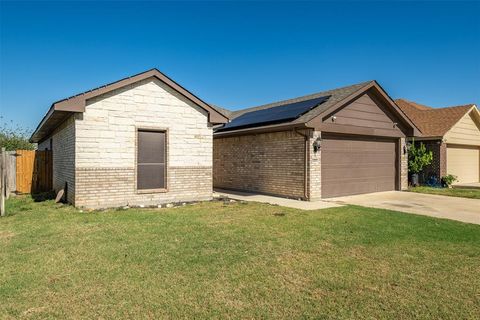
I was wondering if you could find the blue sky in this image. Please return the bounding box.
[1,1,479,130]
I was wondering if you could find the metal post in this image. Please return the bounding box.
[1,147,5,216]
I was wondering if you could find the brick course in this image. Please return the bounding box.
[75,166,212,209]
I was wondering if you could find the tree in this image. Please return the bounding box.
[408,141,433,174]
[0,118,35,151]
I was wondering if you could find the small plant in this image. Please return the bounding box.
[441,174,458,188]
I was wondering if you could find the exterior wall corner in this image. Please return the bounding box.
[308,130,322,201]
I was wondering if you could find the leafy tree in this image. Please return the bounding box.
[408,141,433,174]
[0,118,35,151]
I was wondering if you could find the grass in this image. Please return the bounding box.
[1,196,479,319]
[409,186,480,199]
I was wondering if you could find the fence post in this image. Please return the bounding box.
[1,147,5,217]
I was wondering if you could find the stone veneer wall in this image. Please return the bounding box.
[400,137,408,190]
[308,131,322,200]
[38,116,76,204]
[213,130,307,199]
[74,77,213,209]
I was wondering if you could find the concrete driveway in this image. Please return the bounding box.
[328,191,480,225]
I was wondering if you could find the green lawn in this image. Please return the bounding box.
[409,186,480,199]
[1,196,479,319]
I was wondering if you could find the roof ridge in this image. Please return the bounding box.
[231,80,374,118]
[427,104,475,111]
[396,98,475,111]
[395,98,432,110]
[396,98,475,137]
[53,68,159,105]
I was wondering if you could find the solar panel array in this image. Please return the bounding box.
[217,95,330,132]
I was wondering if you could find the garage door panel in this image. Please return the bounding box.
[322,135,397,198]
[447,145,480,184]
[322,152,395,166]
[323,166,394,180]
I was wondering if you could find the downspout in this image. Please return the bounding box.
[294,128,309,200]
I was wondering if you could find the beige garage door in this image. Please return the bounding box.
[447,144,480,184]
[322,134,397,198]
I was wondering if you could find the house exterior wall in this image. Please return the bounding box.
[214,130,406,200]
[38,116,76,204]
[74,77,213,209]
[444,111,480,146]
[213,130,307,199]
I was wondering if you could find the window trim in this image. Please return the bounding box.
[135,127,169,194]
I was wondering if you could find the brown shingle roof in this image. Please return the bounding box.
[395,99,474,137]
[229,81,373,122]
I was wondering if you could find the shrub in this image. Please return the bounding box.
[441,174,458,187]
[0,118,35,151]
[408,141,433,174]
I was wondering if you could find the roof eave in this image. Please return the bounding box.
[214,122,309,138]
[31,68,229,142]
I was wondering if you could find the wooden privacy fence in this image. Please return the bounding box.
[16,150,53,194]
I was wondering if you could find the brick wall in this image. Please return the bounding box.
[75,166,211,209]
[73,77,213,208]
[38,116,76,204]
[213,130,307,199]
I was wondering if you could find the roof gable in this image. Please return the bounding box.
[444,106,480,146]
[31,69,228,142]
[396,99,475,137]
[216,80,420,137]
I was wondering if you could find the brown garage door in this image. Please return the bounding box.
[321,134,397,198]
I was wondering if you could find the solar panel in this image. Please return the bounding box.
[218,95,330,132]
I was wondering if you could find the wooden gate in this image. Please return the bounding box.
[16,150,53,194]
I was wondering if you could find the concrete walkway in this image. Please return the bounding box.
[328,191,480,225]
[214,189,342,210]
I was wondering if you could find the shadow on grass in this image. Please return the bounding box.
[31,191,56,202]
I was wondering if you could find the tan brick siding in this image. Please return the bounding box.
[213,130,307,199]
[38,139,50,151]
[75,166,212,209]
[76,78,212,168]
[38,116,76,204]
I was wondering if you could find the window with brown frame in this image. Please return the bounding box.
[137,130,166,190]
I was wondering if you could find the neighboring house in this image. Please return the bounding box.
[396,99,480,185]
[30,69,228,209]
[214,81,420,199]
